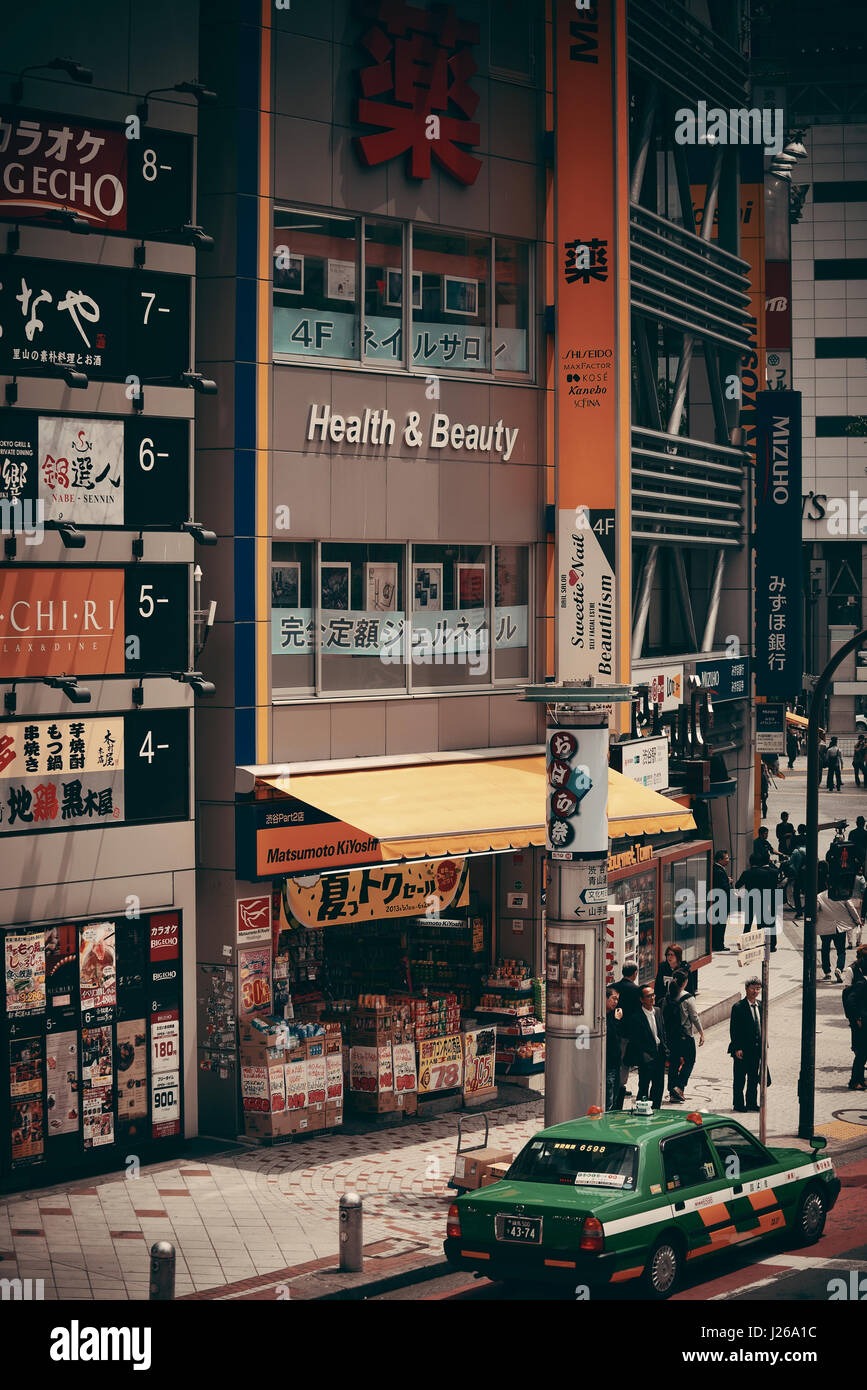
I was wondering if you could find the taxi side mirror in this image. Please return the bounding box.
[809,1135,827,1152]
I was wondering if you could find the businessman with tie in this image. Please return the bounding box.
[728,978,766,1113]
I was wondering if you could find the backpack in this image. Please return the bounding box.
[663,993,690,1043]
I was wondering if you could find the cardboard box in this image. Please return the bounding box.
[326,1052,344,1101]
[377,1043,394,1092]
[306,1053,328,1105]
[305,1100,327,1132]
[305,1037,326,1060]
[453,1147,513,1190]
[284,1055,308,1110]
[240,1038,285,1067]
[325,1099,343,1128]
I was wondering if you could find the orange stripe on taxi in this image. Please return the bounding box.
[748,1188,778,1211]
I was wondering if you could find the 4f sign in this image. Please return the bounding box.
[237,896,272,944]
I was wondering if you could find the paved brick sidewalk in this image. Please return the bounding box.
[0,1101,543,1301]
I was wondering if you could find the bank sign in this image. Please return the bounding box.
[754,391,803,697]
[0,110,192,236]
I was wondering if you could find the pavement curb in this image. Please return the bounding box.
[310,1256,452,1300]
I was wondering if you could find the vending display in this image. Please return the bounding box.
[0,909,183,1183]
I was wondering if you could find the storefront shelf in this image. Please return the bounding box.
[481,982,534,996]
[497,1024,545,1037]
[473,1007,535,1018]
[495,1059,546,1076]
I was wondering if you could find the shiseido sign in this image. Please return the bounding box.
[0,110,192,236]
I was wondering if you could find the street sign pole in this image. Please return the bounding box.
[760,924,771,1147]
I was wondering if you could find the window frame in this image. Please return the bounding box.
[660,1129,721,1193]
[271,540,534,701]
[705,1124,776,1176]
[272,205,535,384]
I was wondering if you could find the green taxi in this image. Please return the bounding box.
[444,1109,840,1298]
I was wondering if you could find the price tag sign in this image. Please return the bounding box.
[418,1034,463,1093]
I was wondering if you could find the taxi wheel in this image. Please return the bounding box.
[642,1234,683,1300]
[792,1185,827,1246]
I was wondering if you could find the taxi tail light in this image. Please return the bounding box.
[579,1216,604,1253]
[447,1204,461,1239]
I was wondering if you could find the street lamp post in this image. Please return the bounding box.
[797,627,867,1139]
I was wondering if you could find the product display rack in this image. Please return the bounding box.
[472,977,545,1077]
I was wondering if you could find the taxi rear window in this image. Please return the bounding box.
[507,1138,639,1189]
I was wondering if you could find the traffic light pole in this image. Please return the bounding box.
[798,628,867,1139]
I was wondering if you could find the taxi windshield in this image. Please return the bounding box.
[507,1138,639,1189]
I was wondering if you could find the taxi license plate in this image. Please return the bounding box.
[495,1214,542,1244]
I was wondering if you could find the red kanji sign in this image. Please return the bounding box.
[355,0,482,186]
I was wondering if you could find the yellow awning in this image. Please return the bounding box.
[264,755,695,863]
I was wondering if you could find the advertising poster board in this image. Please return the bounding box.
[417,1034,463,1093]
[461,1028,496,1097]
[79,921,117,1010]
[5,930,46,1015]
[45,1030,80,1138]
[115,1019,148,1124]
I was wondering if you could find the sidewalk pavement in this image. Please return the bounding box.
[1,867,864,1301]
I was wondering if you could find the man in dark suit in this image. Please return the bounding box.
[710,850,733,952]
[729,979,764,1112]
[613,963,642,1093]
[735,854,782,951]
[627,985,669,1109]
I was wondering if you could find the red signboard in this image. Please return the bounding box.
[0,568,125,677]
[354,0,482,186]
[149,913,180,963]
[0,116,129,229]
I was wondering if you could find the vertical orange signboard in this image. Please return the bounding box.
[554,0,631,687]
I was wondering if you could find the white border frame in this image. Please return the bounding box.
[384,268,422,309]
[442,274,479,317]
[271,560,301,609]
[364,560,399,612]
[327,258,356,301]
[277,252,304,295]
[412,562,443,613]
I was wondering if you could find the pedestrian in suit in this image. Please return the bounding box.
[710,850,733,951]
[613,963,641,1092]
[627,985,669,1109]
[605,986,625,1110]
[826,737,843,791]
[842,954,867,1090]
[729,979,766,1112]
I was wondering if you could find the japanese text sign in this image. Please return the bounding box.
[754,391,803,697]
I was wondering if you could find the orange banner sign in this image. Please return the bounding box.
[0,569,125,677]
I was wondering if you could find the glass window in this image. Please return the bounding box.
[489,0,535,81]
[273,210,358,360]
[410,544,490,687]
[320,542,407,693]
[667,852,711,962]
[494,239,531,375]
[707,1125,772,1177]
[610,865,658,985]
[364,219,405,366]
[271,544,315,692]
[661,1131,719,1192]
[411,228,490,372]
[508,1138,638,1190]
[494,546,530,681]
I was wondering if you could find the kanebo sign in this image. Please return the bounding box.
[307,404,519,462]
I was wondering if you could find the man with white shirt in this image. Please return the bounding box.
[626,985,669,1110]
[728,979,765,1113]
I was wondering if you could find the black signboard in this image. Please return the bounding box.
[694,656,751,702]
[123,563,189,673]
[0,110,192,239]
[754,391,803,698]
[0,707,189,837]
[0,409,189,528]
[1,908,183,1186]
[0,258,190,383]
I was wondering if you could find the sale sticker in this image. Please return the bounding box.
[151,1009,180,1074]
[238,945,272,1019]
[392,1041,417,1093]
[151,1069,180,1138]
[418,1034,463,1094]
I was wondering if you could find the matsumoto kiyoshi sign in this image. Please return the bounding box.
[306,404,519,461]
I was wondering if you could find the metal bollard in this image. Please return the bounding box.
[338,1191,363,1273]
[149,1240,176,1300]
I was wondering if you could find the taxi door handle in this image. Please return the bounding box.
[733,1184,743,1195]
[674,1200,685,1211]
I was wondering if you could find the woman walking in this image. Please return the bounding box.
[664,969,704,1103]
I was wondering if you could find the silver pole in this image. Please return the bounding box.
[760,928,771,1147]
[545,710,610,1126]
[149,1241,175,1300]
[630,83,659,204]
[631,547,658,660]
[701,550,726,651]
[339,1191,363,1273]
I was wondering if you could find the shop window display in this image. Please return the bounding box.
[320,542,407,693]
[609,862,659,986]
[273,210,358,360]
[411,227,491,372]
[494,545,530,680]
[411,544,490,688]
[662,851,711,963]
[273,209,531,378]
[271,543,315,694]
